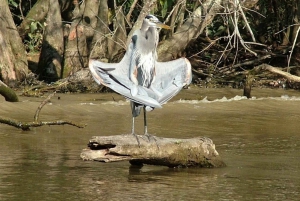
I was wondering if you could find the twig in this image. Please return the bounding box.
[238,3,255,42]
[18,0,24,19]
[274,23,300,35]
[189,36,229,58]
[34,91,56,122]
[125,0,138,26]
[234,1,257,56]
[287,26,300,71]
[219,54,271,71]
[163,0,185,24]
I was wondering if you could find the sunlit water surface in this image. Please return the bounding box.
[0,88,300,201]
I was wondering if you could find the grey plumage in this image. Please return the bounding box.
[89,15,192,143]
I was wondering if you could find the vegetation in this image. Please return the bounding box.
[1,0,300,94]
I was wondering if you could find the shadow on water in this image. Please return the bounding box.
[1,88,300,200]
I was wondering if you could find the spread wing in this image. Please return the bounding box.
[151,58,192,104]
[89,43,162,108]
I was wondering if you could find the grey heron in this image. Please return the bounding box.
[89,14,192,145]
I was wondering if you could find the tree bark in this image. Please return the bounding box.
[157,0,222,61]
[157,0,260,61]
[81,134,226,168]
[89,0,109,60]
[0,0,28,86]
[107,6,127,62]
[37,0,64,82]
[63,1,94,76]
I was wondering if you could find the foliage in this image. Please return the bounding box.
[7,0,42,53]
[24,19,44,52]
[8,0,18,8]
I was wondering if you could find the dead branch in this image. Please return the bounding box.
[34,91,56,122]
[1,90,85,130]
[218,54,271,73]
[255,64,300,82]
[125,0,138,26]
[0,118,85,131]
[288,26,300,69]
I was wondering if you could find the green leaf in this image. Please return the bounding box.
[9,0,18,8]
[30,22,37,33]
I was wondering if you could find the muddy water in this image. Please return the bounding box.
[0,88,300,201]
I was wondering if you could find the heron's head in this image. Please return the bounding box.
[144,15,171,30]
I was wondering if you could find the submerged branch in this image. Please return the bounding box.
[34,91,56,122]
[1,89,85,130]
[0,117,85,131]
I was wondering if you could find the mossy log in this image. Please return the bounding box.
[0,81,18,102]
[80,134,226,168]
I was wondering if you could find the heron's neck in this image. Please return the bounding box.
[140,21,149,32]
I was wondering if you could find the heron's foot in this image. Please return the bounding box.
[132,133,141,147]
[144,133,159,150]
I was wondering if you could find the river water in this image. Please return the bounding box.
[0,87,300,201]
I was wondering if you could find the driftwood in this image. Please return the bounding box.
[255,63,300,82]
[81,134,226,168]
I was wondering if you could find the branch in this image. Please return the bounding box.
[0,90,85,130]
[34,91,56,122]
[255,64,300,82]
[125,0,139,26]
[0,117,85,131]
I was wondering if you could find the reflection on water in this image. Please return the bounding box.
[1,88,300,200]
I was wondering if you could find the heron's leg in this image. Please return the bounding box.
[130,101,141,147]
[143,107,159,149]
[131,116,141,147]
[143,106,148,134]
[132,116,135,134]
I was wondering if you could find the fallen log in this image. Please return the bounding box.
[256,63,300,82]
[80,134,226,168]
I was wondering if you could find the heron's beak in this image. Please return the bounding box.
[155,22,171,29]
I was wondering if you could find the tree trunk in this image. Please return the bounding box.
[63,2,89,76]
[89,0,109,60]
[157,0,222,61]
[0,0,28,86]
[36,0,64,82]
[157,0,259,61]
[107,6,127,62]
[81,134,226,168]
